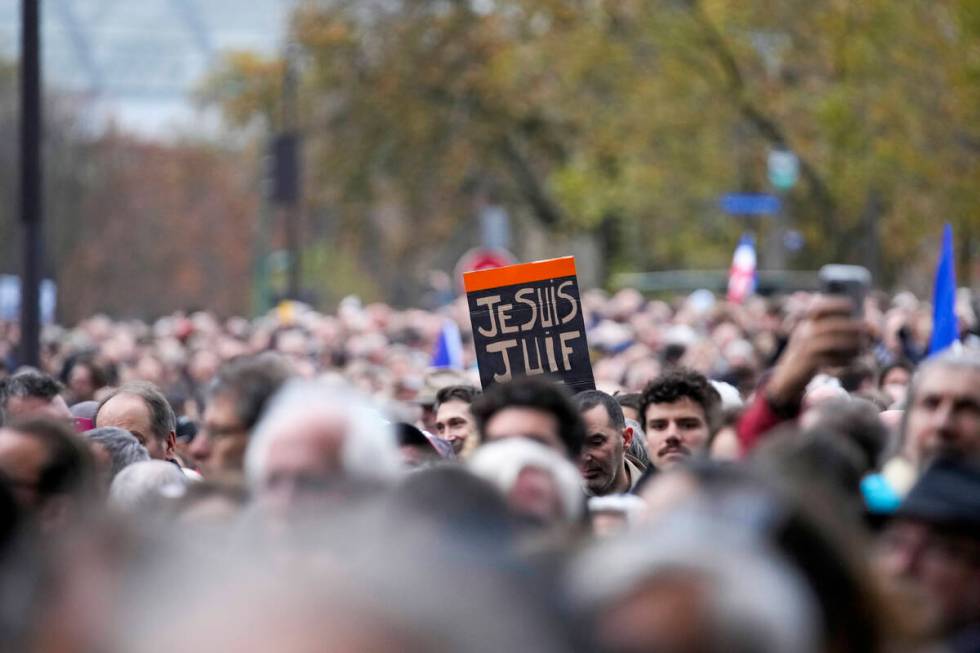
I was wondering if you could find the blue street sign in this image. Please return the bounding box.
[720,193,782,215]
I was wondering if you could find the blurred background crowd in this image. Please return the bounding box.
[0,286,978,653]
[1,286,967,416]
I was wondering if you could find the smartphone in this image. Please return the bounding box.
[818,264,871,317]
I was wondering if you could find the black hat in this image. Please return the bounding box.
[396,422,431,448]
[897,456,980,534]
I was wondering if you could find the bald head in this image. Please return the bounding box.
[96,385,176,461]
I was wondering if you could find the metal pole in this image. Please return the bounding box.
[282,47,301,301]
[20,0,42,368]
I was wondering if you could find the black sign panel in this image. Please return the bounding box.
[464,257,595,393]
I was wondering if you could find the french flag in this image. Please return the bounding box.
[727,234,757,304]
[431,319,464,369]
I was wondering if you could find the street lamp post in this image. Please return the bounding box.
[20,0,43,368]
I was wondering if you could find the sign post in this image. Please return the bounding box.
[463,256,595,393]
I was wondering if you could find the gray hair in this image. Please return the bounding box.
[908,347,980,392]
[571,505,818,653]
[96,381,176,441]
[245,379,402,488]
[899,347,980,457]
[587,494,646,523]
[468,438,584,521]
[108,460,188,514]
[624,418,650,468]
[85,427,150,480]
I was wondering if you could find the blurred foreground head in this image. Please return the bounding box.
[109,460,188,516]
[245,380,401,521]
[571,502,819,653]
[468,438,583,528]
[877,456,980,643]
[110,513,578,653]
[0,418,96,531]
[637,461,892,652]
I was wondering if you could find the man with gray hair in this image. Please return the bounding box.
[94,382,177,462]
[901,349,980,470]
[85,426,150,490]
[245,380,402,521]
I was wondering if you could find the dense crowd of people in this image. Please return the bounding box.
[0,286,978,652]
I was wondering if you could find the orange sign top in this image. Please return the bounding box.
[462,256,577,293]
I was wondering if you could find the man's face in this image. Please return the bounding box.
[96,393,172,461]
[643,397,709,470]
[882,366,911,406]
[191,393,248,476]
[5,394,73,425]
[878,519,980,633]
[482,407,565,456]
[905,366,980,465]
[434,399,475,456]
[257,412,347,519]
[68,365,96,402]
[580,405,630,495]
[0,428,49,509]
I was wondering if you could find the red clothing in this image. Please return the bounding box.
[736,386,801,456]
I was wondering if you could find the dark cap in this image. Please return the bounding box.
[897,456,980,533]
[397,422,431,448]
[395,423,455,460]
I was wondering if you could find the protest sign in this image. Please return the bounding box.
[464,256,595,393]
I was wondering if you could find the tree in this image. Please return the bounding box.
[0,58,259,322]
[200,0,978,298]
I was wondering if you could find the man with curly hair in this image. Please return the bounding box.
[639,368,721,470]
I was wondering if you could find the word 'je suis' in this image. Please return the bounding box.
[473,280,583,382]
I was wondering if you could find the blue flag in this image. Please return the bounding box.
[431,319,464,369]
[929,223,958,355]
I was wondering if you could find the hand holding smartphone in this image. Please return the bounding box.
[818,264,871,317]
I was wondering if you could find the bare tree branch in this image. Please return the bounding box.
[688,0,839,249]
[497,133,564,227]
